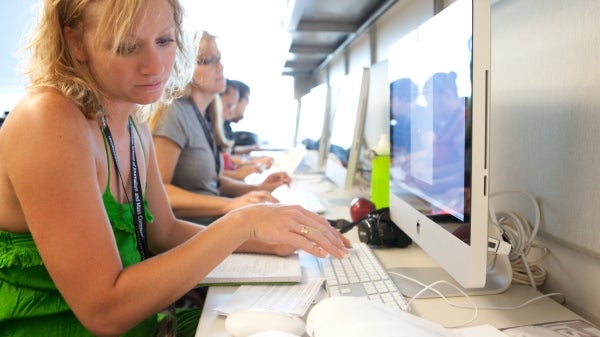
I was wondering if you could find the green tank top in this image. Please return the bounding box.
[0,123,156,336]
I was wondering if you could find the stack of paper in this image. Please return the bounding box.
[199,253,302,286]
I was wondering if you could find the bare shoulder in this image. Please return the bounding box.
[1,89,97,171]
[6,89,91,137]
[0,90,97,232]
[13,89,87,125]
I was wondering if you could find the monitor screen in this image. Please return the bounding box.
[296,83,329,147]
[364,60,390,153]
[387,0,510,294]
[325,67,370,189]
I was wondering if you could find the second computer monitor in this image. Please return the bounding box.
[325,67,370,189]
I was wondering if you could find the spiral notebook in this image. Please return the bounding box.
[198,252,302,286]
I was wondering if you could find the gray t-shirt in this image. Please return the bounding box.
[152,98,222,224]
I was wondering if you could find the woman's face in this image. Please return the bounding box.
[192,37,226,95]
[221,88,239,121]
[231,94,249,122]
[78,0,177,108]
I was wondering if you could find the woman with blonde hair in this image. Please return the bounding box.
[149,31,291,225]
[0,1,351,336]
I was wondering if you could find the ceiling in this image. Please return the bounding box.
[282,0,398,78]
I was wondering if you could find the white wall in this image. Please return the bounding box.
[320,0,600,327]
[490,0,600,325]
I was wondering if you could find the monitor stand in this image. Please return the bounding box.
[387,253,512,298]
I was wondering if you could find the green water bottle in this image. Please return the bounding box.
[370,134,390,209]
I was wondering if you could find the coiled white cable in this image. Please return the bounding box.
[488,190,548,289]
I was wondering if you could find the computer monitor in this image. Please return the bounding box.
[364,60,390,153]
[325,67,370,189]
[295,83,329,147]
[387,0,511,296]
[294,83,332,173]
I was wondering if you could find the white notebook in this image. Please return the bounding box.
[198,252,302,286]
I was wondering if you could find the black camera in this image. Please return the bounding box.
[356,208,412,248]
[329,208,412,248]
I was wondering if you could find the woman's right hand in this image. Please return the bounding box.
[224,203,352,259]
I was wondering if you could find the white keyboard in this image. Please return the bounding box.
[317,242,409,311]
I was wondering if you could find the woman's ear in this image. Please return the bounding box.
[63,25,88,62]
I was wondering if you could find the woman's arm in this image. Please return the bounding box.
[146,126,296,256]
[153,135,278,218]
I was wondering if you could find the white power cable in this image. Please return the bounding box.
[488,190,547,289]
[385,190,562,328]
[389,270,565,329]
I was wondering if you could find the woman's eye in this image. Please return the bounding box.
[157,37,175,47]
[117,43,138,55]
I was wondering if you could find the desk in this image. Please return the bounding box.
[195,227,581,337]
[195,174,582,336]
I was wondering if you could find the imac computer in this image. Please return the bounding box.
[294,83,331,173]
[387,0,511,297]
[364,60,391,153]
[324,67,370,189]
[295,83,329,148]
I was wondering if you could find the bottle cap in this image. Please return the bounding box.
[374,133,390,156]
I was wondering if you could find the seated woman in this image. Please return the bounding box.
[215,79,268,181]
[0,1,350,336]
[149,32,291,225]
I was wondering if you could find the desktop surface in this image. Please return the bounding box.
[195,163,581,336]
[196,229,581,337]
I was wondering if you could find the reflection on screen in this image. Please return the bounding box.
[389,0,472,230]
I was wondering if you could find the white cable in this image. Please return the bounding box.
[389,270,566,329]
[489,190,547,288]
[383,189,559,328]
[389,271,479,328]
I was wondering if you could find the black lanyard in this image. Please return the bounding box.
[102,115,177,335]
[189,99,221,178]
[102,115,151,260]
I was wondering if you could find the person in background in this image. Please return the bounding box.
[149,31,291,225]
[220,78,240,129]
[208,80,236,153]
[220,79,273,180]
[228,80,275,168]
[0,1,350,336]
[224,79,248,138]
[226,79,270,156]
[218,79,261,180]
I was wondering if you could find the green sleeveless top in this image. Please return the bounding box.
[0,123,156,336]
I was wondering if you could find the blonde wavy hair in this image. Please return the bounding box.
[24,0,193,119]
[207,94,234,152]
[148,31,233,151]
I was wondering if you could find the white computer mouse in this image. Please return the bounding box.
[225,309,305,337]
